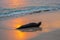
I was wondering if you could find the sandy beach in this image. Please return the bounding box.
[0,10,60,40]
[0,0,60,40]
[0,10,60,29]
[30,29,60,40]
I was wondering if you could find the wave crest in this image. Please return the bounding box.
[0,6,60,17]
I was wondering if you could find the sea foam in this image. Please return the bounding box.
[0,6,60,17]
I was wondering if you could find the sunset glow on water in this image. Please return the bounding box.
[0,0,29,8]
[7,0,28,8]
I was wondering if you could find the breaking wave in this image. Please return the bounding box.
[0,6,60,17]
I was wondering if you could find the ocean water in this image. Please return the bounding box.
[0,6,60,17]
[0,0,60,18]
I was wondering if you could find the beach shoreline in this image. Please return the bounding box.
[0,10,60,29]
[0,9,60,40]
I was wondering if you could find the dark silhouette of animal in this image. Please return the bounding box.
[17,22,42,30]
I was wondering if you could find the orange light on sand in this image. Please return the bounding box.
[3,17,30,29]
[6,30,40,40]
[9,18,24,29]
[12,18,30,28]
[5,30,26,40]
[15,30,39,40]
[51,21,60,28]
[3,18,25,29]
[16,31,26,39]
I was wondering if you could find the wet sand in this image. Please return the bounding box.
[0,10,60,40]
[30,29,60,40]
[0,10,60,29]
